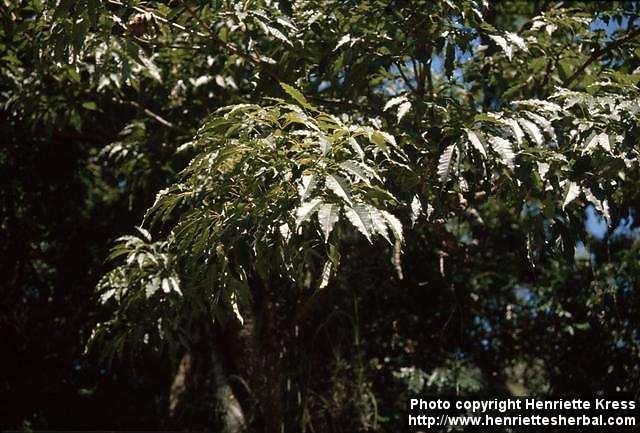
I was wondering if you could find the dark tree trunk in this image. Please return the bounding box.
[167,320,247,432]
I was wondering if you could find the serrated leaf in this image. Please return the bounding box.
[410,195,422,226]
[518,117,544,145]
[384,95,408,111]
[344,204,373,242]
[279,223,291,243]
[380,209,403,243]
[584,132,611,155]
[438,144,456,183]
[563,182,580,209]
[340,161,372,184]
[488,136,515,169]
[397,101,412,123]
[295,198,323,227]
[138,54,162,82]
[298,174,316,200]
[334,34,351,51]
[466,129,486,157]
[135,226,152,241]
[317,204,340,242]
[505,32,527,51]
[280,82,313,110]
[230,292,243,325]
[524,111,554,136]
[489,35,512,60]
[268,25,293,46]
[325,174,353,205]
[319,135,331,155]
[256,19,292,46]
[378,131,397,147]
[349,137,365,160]
[537,162,550,180]
[505,118,524,146]
[145,277,160,298]
[276,16,297,30]
[368,206,390,243]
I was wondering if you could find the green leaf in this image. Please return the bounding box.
[349,137,365,160]
[344,204,373,242]
[82,101,97,111]
[295,198,323,227]
[325,174,353,205]
[298,174,317,201]
[397,101,412,123]
[466,129,486,157]
[384,95,408,112]
[380,210,403,243]
[518,117,544,146]
[368,206,390,243]
[488,136,515,169]
[504,118,524,146]
[280,83,313,111]
[317,203,340,242]
[437,144,456,183]
[340,161,372,184]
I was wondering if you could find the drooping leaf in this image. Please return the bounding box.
[488,136,515,169]
[295,198,323,227]
[340,161,372,184]
[466,129,486,157]
[563,182,580,209]
[438,144,456,183]
[583,132,611,154]
[280,82,313,110]
[397,101,412,123]
[380,209,403,243]
[410,195,422,226]
[334,34,352,51]
[344,204,373,242]
[489,35,512,60]
[325,174,353,205]
[317,203,340,242]
[518,117,544,145]
[368,206,390,243]
[505,32,527,51]
[349,137,365,160]
[384,95,408,112]
[505,118,525,146]
[298,174,317,201]
[319,260,332,288]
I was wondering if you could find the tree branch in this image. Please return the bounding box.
[394,61,415,91]
[114,98,186,132]
[565,26,640,87]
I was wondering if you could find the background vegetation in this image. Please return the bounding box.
[2,1,640,432]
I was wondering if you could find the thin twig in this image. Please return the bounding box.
[394,61,415,91]
[115,97,185,132]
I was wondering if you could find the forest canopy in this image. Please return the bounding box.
[2,1,640,432]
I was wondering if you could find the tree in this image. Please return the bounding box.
[3,1,640,432]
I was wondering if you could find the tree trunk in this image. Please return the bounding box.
[167,321,247,432]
